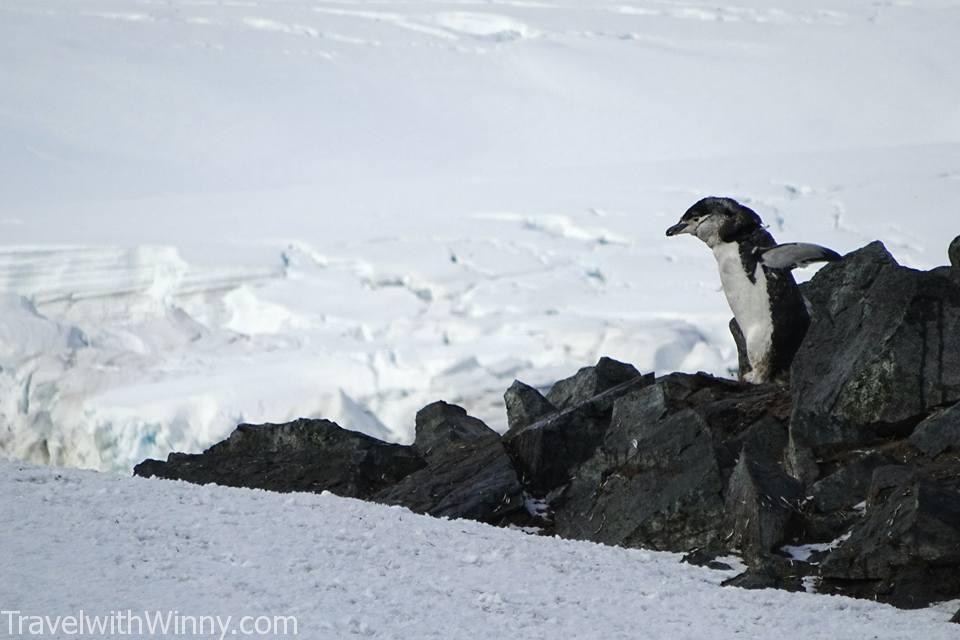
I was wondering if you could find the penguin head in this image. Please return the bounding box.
[666,197,763,246]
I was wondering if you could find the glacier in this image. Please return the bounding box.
[1,0,959,471]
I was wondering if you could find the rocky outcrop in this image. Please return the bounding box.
[808,450,895,514]
[501,362,654,494]
[552,374,790,552]
[555,401,725,550]
[950,235,960,269]
[135,404,526,525]
[720,556,812,593]
[375,402,523,523]
[135,240,960,619]
[504,381,556,432]
[133,418,424,498]
[790,242,960,478]
[545,356,644,410]
[724,451,801,562]
[909,402,960,457]
[819,463,960,608]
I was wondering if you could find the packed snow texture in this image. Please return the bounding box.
[2,460,959,638]
[2,0,960,471]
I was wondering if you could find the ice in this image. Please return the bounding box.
[1,0,959,471]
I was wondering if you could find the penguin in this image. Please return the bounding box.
[665,197,841,384]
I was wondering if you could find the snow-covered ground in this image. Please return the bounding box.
[3,460,958,638]
[2,0,959,471]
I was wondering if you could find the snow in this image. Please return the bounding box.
[3,460,959,638]
[782,531,852,563]
[2,0,960,471]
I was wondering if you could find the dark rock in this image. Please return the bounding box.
[550,373,791,553]
[553,392,725,550]
[791,509,862,544]
[784,432,821,486]
[696,386,791,474]
[376,403,522,523]
[791,241,960,460]
[681,546,733,570]
[721,556,810,593]
[722,568,781,590]
[655,370,743,403]
[950,235,960,269]
[133,418,425,498]
[910,402,960,457]
[791,449,900,545]
[375,445,521,522]
[724,451,802,562]
[819,462,960,608]
[732,416,789,466]
[503,370,654,494]
[951,607,960,624]
[867,464,917,505]
[809,450,896,514]
[546,356,643,410]
[619,372,790,475]
[614,371,789,455]
[504,381,556,432]
[410,401,498,456]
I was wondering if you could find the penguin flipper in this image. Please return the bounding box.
[758,242,842,270]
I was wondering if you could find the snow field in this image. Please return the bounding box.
[1,0,959,471]
[3,460,959,639]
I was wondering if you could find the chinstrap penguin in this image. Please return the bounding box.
[666,197,841,384]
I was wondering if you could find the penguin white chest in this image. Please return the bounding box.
[711,242,774,382]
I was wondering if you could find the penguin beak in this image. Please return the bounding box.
[666,221,691,237]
